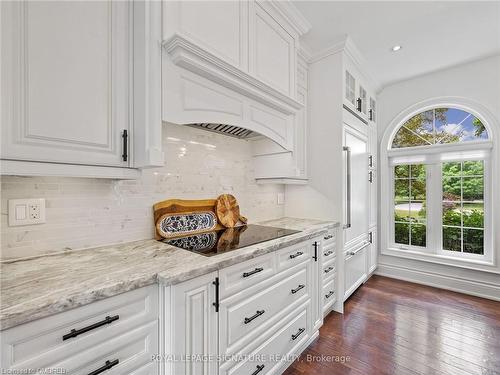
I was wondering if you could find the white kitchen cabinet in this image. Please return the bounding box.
[0,285,159,373]
[169,271,219,375]
[343,121,369,249]
[368,227,378,274]
[1,1,163,178]
[250,2,296,97]
[162,0,311,184]
[344,243,369,301]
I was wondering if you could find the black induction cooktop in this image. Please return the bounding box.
[163,224,300,256]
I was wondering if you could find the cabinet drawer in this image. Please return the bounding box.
[323,279,336,315]
[344,245,368,301]
[219,252,276,299]
[1,285,158,369]
[322,258,336,284]
[322,242,336,261]
[54,321,158,375]
[322,230,336,247]
[220,266,308,356]
[222,307,309,375]
[276,241,312,272]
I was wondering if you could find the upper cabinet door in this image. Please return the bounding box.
[1,1,131,167]
[164,1,249,71]
[249,3,296,96]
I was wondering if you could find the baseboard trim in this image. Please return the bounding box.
[375,263,500,301]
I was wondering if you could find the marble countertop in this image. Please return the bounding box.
[0,217,338,331]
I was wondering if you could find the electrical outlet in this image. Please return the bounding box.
[8,199,46,226]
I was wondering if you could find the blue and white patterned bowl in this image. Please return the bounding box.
[157,211,217,238]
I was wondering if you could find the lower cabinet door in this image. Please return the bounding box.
[171,271,218,375]
[220,305,309,375]
[344,245,368,301]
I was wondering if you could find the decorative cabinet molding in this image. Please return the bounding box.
[162,0,310,183]
[1,0,163,178]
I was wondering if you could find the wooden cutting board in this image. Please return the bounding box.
[215,194,247,228]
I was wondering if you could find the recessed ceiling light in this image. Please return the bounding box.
[392,45,402,52]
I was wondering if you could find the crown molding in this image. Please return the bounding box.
[265,0,312,36]
[309,35,382,93]
[163,34,303,113]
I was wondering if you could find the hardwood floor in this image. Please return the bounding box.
[283,275,500,375]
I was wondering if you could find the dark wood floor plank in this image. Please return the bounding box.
[283,275,500,375]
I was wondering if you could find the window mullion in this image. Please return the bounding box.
[427,164,441,254]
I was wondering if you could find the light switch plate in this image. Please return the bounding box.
[8,199,46,226]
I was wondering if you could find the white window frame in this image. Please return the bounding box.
[380,98,499,273]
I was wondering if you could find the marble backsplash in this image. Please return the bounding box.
[0,123,285,260]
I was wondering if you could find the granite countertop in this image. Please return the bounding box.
[0,217,338,331]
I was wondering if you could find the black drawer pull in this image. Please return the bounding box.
[324,234,334,240]
[243,267,264,278]
[289,251,303,259]
[244,310,265,324]
[325,291,335,299]
[63,315,119,341]
[324,250,334,257]
[88,359,119,375]
[291,284,305,294]
[291,328,305,341]
[324,266,334,274]
[251,365,265,375]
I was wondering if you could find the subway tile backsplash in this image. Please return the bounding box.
[0,123,285,260]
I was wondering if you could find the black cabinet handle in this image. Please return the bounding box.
[251,365,265,375]
[369,232,373,244]
[291,284,305,294]
[312,242,318,262]
[369,108,374,121]
[212,277,219,312]
[325,291,335,299]
[324,250,334,257]
[63,315,119,341]
[324,266,334,274]
[122,129,128,162]
[356,98,362,112]
[324,234,334,240]
[289,251,303,259]
[88,359,119,375]
[291,328,305,341]
[244,310,265,324]
[243,267,263,278]
[368,155,373,167]
[369,171,373,183]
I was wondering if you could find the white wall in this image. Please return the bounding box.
[1,123,285,260]
[377,55,500,300]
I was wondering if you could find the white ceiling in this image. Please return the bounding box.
[293,1,500,88]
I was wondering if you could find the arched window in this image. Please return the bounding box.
[382,105,494,265]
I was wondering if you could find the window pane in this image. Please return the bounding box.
[462,177,483,201]
[391,108,488,150]
[463,203,484,228]
[442,162,461,177]
[395,179,409,200]
[442,203,461,226]
[443,226,461,251]
[411,224,426,247]
[414,201,426,223]
[392,127,431,148]
[395,165,409,178]
[410,164,426,179]
[394,201,410,221]
[442,177,461,200]
[395,223,409,245]
[463,229,484,254]
[463,161,484,176]
[410,179,426,200]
